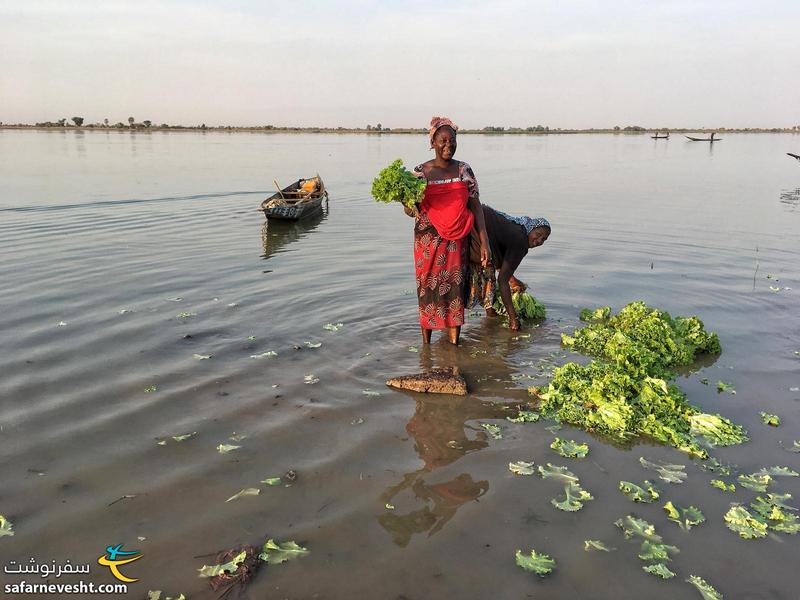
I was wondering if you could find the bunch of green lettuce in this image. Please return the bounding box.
[493,292,546,321]
[371,159,426,209]
[562,302,720,379]
[532,302,746,456]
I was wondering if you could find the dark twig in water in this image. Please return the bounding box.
[752,246,759,290]
[107,494,137,507]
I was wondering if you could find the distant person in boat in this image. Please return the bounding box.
[710,132,716,141]
[402,116,490,346]
[468,208,551,331]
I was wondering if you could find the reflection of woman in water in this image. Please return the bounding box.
[377,394,510,546]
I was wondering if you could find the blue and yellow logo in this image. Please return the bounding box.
[97,544,142,583]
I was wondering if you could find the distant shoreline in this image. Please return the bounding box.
[1,124,797,135]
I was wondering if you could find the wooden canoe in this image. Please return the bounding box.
[651,133,669,139]
[686,135,722,142]
[261,175,328,221]
[788,152,800,161]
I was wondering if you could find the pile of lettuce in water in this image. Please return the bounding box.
[531,302,748,458]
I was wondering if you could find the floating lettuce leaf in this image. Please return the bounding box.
[689,413,748,447]
[258,539,309,564]
[782,440,800,453]
[724,505,768,539]
[144,386,157,393]
[619,480,660,503]
[579,306,611,322]
[323,322,344,332]
[643,563,676,579]
[760,412,781,426]
[217,443,241,453]
[716,381,735,394]
[753,466,798,478]
[615,515,662,542]
[664,501,705,530]
[584,540,615,552]
[261,477,282,486]
[738,473,771,492]
[507,410,540,423]
[172,432,197,442]
[147,592,186,600]
[538,463,579,484]
[193,354,211,360]
[515,549,556,577]
[509,461,536,476]
[700,457,737,476]
[304,341,321,348]
[362,389,381,397]
[750,494,800,534]
[686,575,723,600]
[638,539,679,562]
[552,482,594,512]
[304,374,319,385]
[0,515,14,537]
[480,423,503,439]
[177,312,196,319]
[198,550,246,577]
[710,479,736,493]
[640,457,687,484]
[250,351,277,359]
[225,488,260,502]
[550,437,589,458]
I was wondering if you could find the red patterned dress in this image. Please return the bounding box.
[413,162,479,329]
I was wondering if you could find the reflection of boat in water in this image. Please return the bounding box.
[260,175,328,221]
[686,134,722,142]
[260,203,327,259]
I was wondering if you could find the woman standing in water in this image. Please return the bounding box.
[405,117,490,345]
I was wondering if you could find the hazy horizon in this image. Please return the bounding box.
[2,1,799,129]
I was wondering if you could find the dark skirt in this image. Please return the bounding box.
[414,211,469,329]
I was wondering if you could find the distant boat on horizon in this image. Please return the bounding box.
[686,133,721,142]
[651,132,670,139]
[788,152,800,162]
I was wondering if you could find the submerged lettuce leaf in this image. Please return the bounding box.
[0,515,14,537]
[509,461,536,476]
[724,505,768,539]
[686,575,723,600]
[638,539,679,562]
[640,457,687,484]
[507,410,540,423]
[584,540,615,552]
[552,482,594,512]
[760,412,781,426]
[737,473,771,492]
[480,423,503,439]
[615,515,662,543]
[515,549,556,577]
[538,463,579,484]
[643,563,676,579]
[198,550,246,578]
[579,306,611,322]
[753,466,799,478]
[619,480,660,503]
[689,413,749,447]
[710,479,736,493]
[664,501,706,530]
[550,437,589,458]
[258,539,309,564]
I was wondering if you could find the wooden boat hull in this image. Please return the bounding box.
[261,176,328,221]
[686,136,722,142]
[651,135,669,139]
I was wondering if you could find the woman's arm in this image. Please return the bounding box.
[497,260,520,330]
[467,196,490,267]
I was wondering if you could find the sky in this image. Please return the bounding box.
[1,0,799,129]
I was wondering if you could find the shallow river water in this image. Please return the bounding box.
[1,130,799,599]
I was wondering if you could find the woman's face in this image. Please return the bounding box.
[433,127,457,160]
[528,226,550,248]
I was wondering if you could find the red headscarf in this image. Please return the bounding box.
[429,116,459,148]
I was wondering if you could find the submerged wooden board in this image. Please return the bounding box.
[386,366,467,395]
